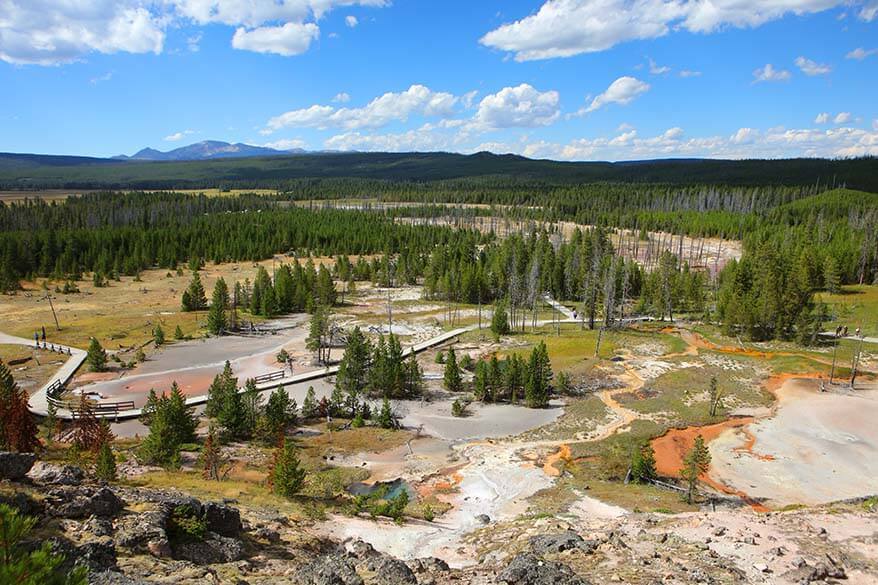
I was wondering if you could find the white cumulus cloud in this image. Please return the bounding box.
[262,138,307,150]
[333,92,351,103]
[584,77,650,113]
[264,84,459,133]
[171,0,388,27]
[469,84,560,131]
[164,129,196,142]
[480,0,877,61]
[345,15,358,27]
[846,47,878,60]
[815,112,830,124]
[833,112,852,124]
[0,0,391,65]
[485,124,878,161]
[753,63,791,83]
[232,22,320,56]
[648,57,671,75]
[731,127,760,144]
[795,56,831,75]
[0,0,165,65]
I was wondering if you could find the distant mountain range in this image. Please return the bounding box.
[113,140,307,161]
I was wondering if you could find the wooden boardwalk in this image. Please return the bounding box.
[6,296,579,422]
[0,332,87,419]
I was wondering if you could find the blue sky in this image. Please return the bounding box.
[2,0,877,160]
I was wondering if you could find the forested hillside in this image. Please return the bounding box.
[1,151,876,192]
[2,187,876,343]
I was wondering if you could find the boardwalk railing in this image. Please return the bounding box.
[70,400,137,420]
[253,370,286,384]
[46,379,65,399]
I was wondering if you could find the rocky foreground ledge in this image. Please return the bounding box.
[1,452,875,584]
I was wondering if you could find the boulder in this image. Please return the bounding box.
[370,557,417,585]
[254,526,281,544]
[498,553,591,585]
[346,539,379,560]
[90,571,151,585]
[41,537,118,574]
[202,501,242,537]
[0,490,43,516]
[529,531,596,555]
[27,462,85,486]
[806,559,846,582]
[115,509,170,556]
[173,533,246,564]
[295,555,364,585]
[81,515,115,538]
[407,557,450,575]
[46,486,124,518]
[0,451,35,480]
[475,514,491,525]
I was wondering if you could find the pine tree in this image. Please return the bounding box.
[181,290,192,312]
[201,425,227,481]
[524,341,552,408]
[708,376,723,417]
[242,378,262,433]
[316,264,337,306]
[306,305,331,363]
[86,337,108,372]
[71,396,108,453]
[443,347,463,393]
[141,388,160,426]
[0,504,89,585]
[337,326,371,408]
[490,298,510,338]
[824,255,841,294]
[166,382,198,444]
[329,384,345,418]
[43,400,59,443]
[681,435,711,504]
[153,324,165,347]
[184,271,208,311]
[260,386,296,442]
[207,277,229,335]
[403,352,423,398]
[0,358,40,453]
[206,361,236,419]
[505,353,524,404]
[94,442,117,482]
[216,380,246,439]
[270,437,306,498]
[377,396,396,429]
[301,386,318,419]
[473,360,489,402]
[174,324,185,340]
[138,382,197,468]
[630,443,657,483]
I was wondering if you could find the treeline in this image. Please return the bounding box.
[0,192,489,292]
[2,151,876,191]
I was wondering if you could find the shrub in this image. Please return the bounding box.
[0,504,88,584]
[94,442,117,482]
[270,437,306,498]
[167,505,207,543]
